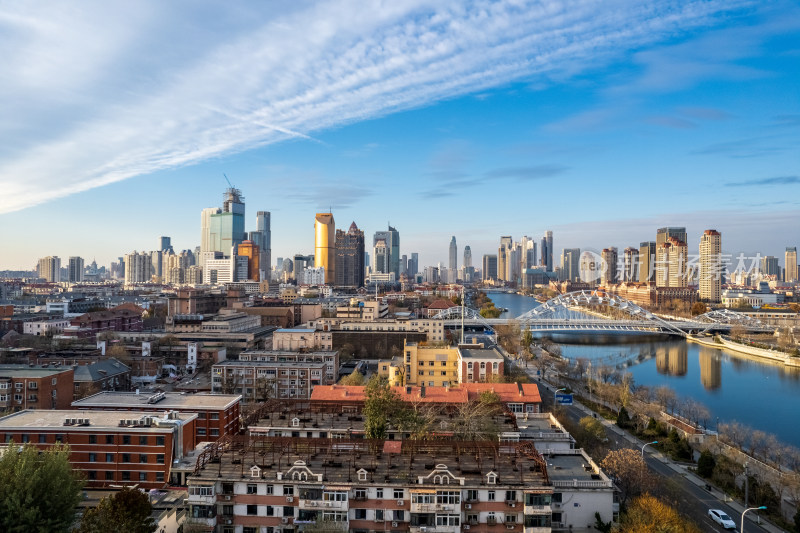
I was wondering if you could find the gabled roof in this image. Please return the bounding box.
[72,358,130,383]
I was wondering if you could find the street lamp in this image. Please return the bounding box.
[641,441,658,457]
[741,506,766,533]
[555,387,566,405]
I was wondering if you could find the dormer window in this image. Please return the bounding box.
[358,469,368,481]
[487,472,497,485]
[292,417,300,428]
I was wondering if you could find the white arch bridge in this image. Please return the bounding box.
[432,290,773,337]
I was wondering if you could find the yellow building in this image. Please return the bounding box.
[314,213,335,285]
[378,341,460,387]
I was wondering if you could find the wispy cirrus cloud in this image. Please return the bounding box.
[0,0,761,213]
[724,175,800,187]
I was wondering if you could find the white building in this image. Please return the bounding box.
[23,318,71,336]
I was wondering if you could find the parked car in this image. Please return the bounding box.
[708,509,736,529]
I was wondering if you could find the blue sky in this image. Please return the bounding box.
[0,0,798,270]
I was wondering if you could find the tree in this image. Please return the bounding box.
[521,329,534,359]
[363,376,403,440]
[618,494,702,532]
[697,450,716,478]
[338,370,365,386]
[452,398,501,441]
[580,416,606,442]
[75,487,157,533]
[0,443,84,533]
[616,406,633,429]
[107,344,131,365]
[690,302,707,316]
[600,448,655,506]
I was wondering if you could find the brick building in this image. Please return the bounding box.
[72,391,242,446]
[0,409,197,489]
[68,306,144,338]
[0,365,74,410]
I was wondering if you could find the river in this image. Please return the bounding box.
[486,291,800,448]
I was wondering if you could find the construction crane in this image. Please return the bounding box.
[223,173,233,188]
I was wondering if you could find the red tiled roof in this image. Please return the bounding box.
[427,299,457,310]
[310,382,541,405]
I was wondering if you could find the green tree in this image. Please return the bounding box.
[0,443,84,533]
[697,450,716,478]
[364,376,403,439]
[580,416,606,442]
[593,512,612,533]
[616,406,632,429]
[521,329,534,357]
[338,370,365,386]
[75,487,157,533]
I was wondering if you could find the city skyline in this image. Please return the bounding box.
[1,1,799,269]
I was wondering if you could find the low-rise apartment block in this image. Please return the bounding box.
[239,350,338,383]
[212,359,334,402]
[0,409,197,490]
[272,329,333,351]
[379,342,505,387]
[0,365,74,410]
[72,390,242,446]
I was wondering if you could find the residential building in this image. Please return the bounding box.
[498,236,512,282]
[38,255,62,282]
[314,213,336,285]
[761,256,780,279]
[271,329,334,351]
[656,238,688,288]
[22,317,71,336]
[124,251,153,284]
[379,342,505,388]
[72,391,242,445]
[211,359,334,401]
[0,409,197,489]
[0,365,75,410]
[655,228,686,287]
[458,346,505,383]
[601,248,618,286]
[238,349,339,384]
[543,230,554,272]
[68,256,84,283]
[256,211,272,281]
[237,240,260,281]
[483,254,498,281]
[334,222,365,288]
[68,306,144,337]
[560,249,580,283]
[622,247,638,282]
[72,358,132,399]
[699,230,722,302]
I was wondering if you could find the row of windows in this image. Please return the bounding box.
[86,470,165,482]
[87,452,165,464]
[2,434,166,446]
[417,370,455,376]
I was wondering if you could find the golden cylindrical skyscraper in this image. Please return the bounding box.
[314,213,335,284]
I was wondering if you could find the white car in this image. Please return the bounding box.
[708,509,736,529]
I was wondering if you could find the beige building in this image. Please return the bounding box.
[786,247,798,284]
[656,238,688,288]
[699,229,722,302]
[601,247,618,286]
[314,213,335,285]
[272,328,333,350]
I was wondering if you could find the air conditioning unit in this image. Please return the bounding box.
[282,517,289,523]
[553,502,561,509]
[223,495,231,500]
[506,525,515,530]
[465,504,472,509]
[507,502,516,507]
[392,522,398,528]
[397,500,404,506]
[286,496,294,502]
[224,519,233,525]
[464,526,470,530]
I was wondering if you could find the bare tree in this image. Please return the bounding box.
[600,448,656,506]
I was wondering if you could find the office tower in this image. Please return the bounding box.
[760,256,780,279]
[656,227,687,248]
[601,248,618,286]
[497,236,512,282]
[293,254,313,280]
[699,230,722,302]
[124,251,152,284]
[373,225,400,277]
[579,251,599,285]
[202,187,246,265]
[409,253,419,277]
[786,247,798,283]
[67,256,84,283]
[449,237,457,271]
[38,256,61,283]
[623,247,639,282]
[282,258,294,277]
[335,222,365,288]
[639,241,656,283]
[256,211,271,281]
[313,213,335,285]
[560,248,580,282]
[276,257,284,272]
[373,239,388,273]
[204,247,248,284]
[463,246,472,268]
[543,231,553,272]
[523,239,537,270]
[237,240,260,281]
[200,207,220,267]
[160,236,173,253]
[401,255,408,276]
[483,254,498,281]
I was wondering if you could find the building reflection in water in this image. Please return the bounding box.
[699,346,722,390]
[656,343,688,376]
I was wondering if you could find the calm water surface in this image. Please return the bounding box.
[486,291,800,448]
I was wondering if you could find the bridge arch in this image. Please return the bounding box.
[431,305,495,332]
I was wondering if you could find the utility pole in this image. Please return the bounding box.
[743,462,749,509]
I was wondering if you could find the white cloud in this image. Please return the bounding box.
[0,0,756,212]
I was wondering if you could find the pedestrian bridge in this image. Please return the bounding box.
[432,290,772,337]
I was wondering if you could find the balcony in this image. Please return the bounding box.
[410,502,456,514]
[523,528,551,533]
[523,504,552,515]
[187,494,215,505]
[304,499,347,511]
[410,526,459,533]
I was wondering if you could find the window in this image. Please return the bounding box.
[428,371,434,376]
[488,491,496,501]
[197,412,207,419]
[21,434,29,443]
[122,453,131,463]
[428,361,434,366]
[284,486,294,496]
[88,435,97,444]
[139,472,147,481]
[106,435,114,444]
[393,510,404,521]
[210,429,219,436]
[122,435,130,445]
[105,471,114,481]
[376,489,383,499]
[243,528,257,533]
[139,454,148,464]
[139,436,148,445]
[436,515,460,526]
[506,514,517,523]
[418,361,424,366]
[436,491,460,504]
[247,484,258,494]
[156,454,165,464]
[247,504,257,516]
[266,506,274,516]
[323,491,347,502]
[418,370,424,376]
[440,371,446,376]
[210,413,220,420]
[156,472,164,482]
[88,453,97,462]
[354,488,367,499]
[265,485,274,495]
[354,508,367,520]
[54,434,64,443]
[197,428,206,436]
[39,434,47,444]
[428,381,434,387]
[189,486,214,497]
[375,509,384,521]
[393,489,404,499]
[156,436,165,446]
[88,471,96,480]
[121,471,130,481]
[106,453,114,462]
[466,489,478,501]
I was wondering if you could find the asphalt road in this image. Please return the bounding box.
[534,378,771,532]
